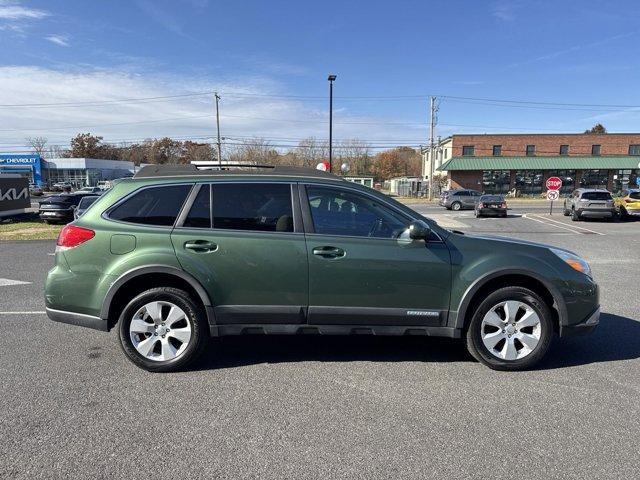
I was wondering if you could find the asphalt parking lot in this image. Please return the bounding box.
[1,204,639,479]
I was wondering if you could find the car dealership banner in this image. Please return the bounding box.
[0,154,44,186]
[0,175,30,217]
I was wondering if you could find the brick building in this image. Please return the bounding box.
[422,133,640,195]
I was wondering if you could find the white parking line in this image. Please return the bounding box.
[0,311,46,315]
[522,214,586,234]
[528,214,605,235]
[0,278,31,286]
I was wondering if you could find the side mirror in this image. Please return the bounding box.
[408,220,431,241]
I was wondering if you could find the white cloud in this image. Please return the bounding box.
[0,66,426,152]
[44,34,69,46]
[0,1,48,20]
[490,0,517,22]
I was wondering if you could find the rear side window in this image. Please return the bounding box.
[184,185,211,228]
[581,192,612,201]
[212,183,293,232]
[108,184,192,226]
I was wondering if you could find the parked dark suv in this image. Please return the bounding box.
[46,165,599,372]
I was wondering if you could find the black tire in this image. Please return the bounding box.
[475,210,481,218]
[117,287,209,372]
[563,207,570,216]
[571,208,580,221]
[465,286,553,371]
[620,207,629,221]
[451,201,462,211]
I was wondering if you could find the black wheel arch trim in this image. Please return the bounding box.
[451,268,568,331]
[100,265,212,321]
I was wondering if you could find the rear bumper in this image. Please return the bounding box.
[478,208,507,215]
[46,307,108,331]
[560,306,599,337]
[577,208,615,218]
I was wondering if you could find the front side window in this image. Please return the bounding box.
[306,186,408,239]
[108,184,192,226]
[212,183,293,232]
[462,146,475,156]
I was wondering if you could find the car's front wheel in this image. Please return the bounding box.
[117,287,209,372]
[451,201,462,211]
[465,286,553,370]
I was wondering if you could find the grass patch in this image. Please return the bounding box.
[0,217,62,241]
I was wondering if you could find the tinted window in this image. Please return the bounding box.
[581,192,612,200]
[453,191,467,196]
[184,185,211,228]
[109,184,191,226]
[630,191,640,200]
[480,195,503,202]
[78,196,99,209]
[307,186,408,238]
[212,183,293,232]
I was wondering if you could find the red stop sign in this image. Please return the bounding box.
[546,176,562,190]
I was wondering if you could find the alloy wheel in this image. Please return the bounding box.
[129,301,192,362]
[480,300,541,361]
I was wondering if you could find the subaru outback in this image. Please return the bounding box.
[45,165,599,372]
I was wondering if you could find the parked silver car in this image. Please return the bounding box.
[563,189,616,221]
[441,189,482,210]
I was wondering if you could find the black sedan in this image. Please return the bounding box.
[475,194,508,218]
[39,193,95,224]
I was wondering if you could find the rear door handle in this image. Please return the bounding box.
[312,246,346,259]
[184,240,218,253]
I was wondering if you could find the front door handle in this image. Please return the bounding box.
[312,246,346,259]
[184,240,218,253]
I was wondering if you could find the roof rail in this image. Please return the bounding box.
[133,163,341,179]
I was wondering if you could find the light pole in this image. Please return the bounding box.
[327,74,336,172]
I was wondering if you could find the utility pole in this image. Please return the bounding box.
[428,96,438,201]
[215,92,222,167]
[328,74,337,172]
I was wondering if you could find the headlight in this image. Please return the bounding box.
[550,248,592,277]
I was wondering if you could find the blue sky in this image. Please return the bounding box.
[1,0,640,152]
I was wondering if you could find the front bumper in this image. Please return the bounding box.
[560,306,600,337]
[46,307,108,331]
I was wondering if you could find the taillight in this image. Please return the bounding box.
[625,199,633,204]
[56,225,95,249]
[501,202,507,208]
[478,203,484,208]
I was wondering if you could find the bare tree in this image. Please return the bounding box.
[293,137,329,167]
[26,136,48,158]
[227,138,279,165]
[47,145,66,158]
[336,138,371,175]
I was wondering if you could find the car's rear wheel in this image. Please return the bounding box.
[465,286,553,371]
[117,287,208,372]
[451,201,462,211]
[571,208,580,221]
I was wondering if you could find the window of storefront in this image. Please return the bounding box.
[492,145,502,156]
[559,145,569,155]
[482,170,510,194]
[546,170,576,194]
[579,170,609,189]
[629,145,640,155]
[591,144,601,156]
[526,145,536,156]
[515,170,544,195]
[613,169,639,193]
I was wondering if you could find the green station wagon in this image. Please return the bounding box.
[45,165,599,372]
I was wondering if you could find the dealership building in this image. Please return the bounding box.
[0,154,134,187]
[422,133,640,195]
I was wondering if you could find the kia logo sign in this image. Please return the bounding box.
[0,187,28,201]
[546,176,562,190]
